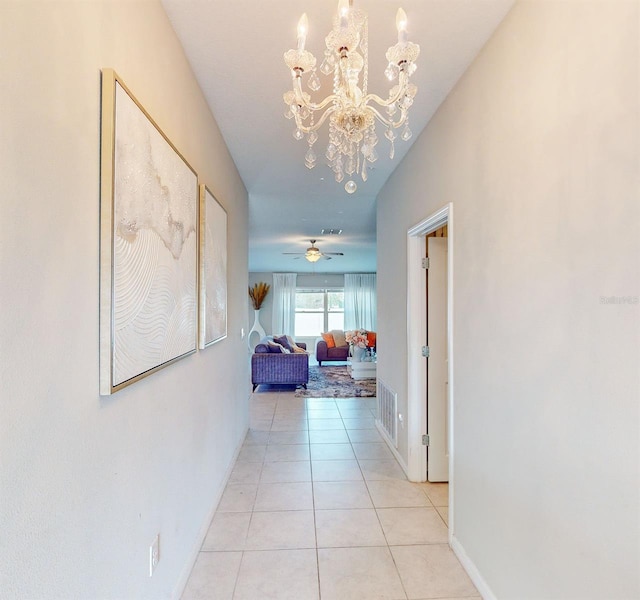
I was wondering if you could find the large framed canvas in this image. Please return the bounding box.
[100,69,198,395]
[199,185,228,348]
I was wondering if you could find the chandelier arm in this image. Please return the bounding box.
[293,105,337,133]
[364,91,402,108]
[292,78,340,111]
[367,105,408,129]
[300,93,340,112]
[364,71,409,108]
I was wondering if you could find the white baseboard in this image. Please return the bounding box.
[172,426,249,600]
[451,535,496,600]
[375,421,409,475]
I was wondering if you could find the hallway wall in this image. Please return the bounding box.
[0,1,249,598]
[377,1,639,598]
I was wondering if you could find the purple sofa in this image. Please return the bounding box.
[252,338,309,391]
[315,339,350,366]
[316,332,377,366]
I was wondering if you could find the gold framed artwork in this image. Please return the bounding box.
[99,69,198,395]
[199,185,228,348]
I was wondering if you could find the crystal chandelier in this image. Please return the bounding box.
[283,0,420,194]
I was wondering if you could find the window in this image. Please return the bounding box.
[295,288,344,336]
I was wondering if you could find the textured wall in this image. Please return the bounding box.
[377,1,639,598]
[0,1,249,598]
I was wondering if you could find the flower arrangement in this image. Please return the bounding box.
[248,282,271,310]
[345,329,369,349]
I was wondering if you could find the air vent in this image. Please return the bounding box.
[321,228,343,235]
[377,379,398,448]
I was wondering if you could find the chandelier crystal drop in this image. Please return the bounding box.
[283,0,420,192]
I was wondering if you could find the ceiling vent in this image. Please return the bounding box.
[321,229,343,235]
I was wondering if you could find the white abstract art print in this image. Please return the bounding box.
[199,185,228,348]
[100,70,197,395]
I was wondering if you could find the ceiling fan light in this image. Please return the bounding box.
[305,252,322,263]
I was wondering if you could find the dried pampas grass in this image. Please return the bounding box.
[249,282,271,310]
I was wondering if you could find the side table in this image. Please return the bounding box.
[347,360,377,380]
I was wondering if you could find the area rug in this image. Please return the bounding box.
[295,366,376,398]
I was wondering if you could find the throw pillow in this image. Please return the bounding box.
[321,332,335,348]
[267,341,290,354]
[366,331,377,348]
[331,330,348,348]
[273,335,293,352]
[286,335,308,354]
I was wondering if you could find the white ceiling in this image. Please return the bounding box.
[161,0,514,273]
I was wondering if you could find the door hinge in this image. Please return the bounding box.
[422,434,430,446]
[421,257,430,269]
[421,346,430,358]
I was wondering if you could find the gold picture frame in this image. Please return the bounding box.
[100,69,198,395]
[199,185,228,348]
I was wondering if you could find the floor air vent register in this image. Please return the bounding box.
[377,379,398,448]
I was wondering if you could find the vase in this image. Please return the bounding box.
[248,309,266,349]
[352,345,366,362]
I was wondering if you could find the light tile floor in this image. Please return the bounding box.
[182,392,479,600]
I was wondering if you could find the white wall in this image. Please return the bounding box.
[0,2,249,598]
[377,1,639,598]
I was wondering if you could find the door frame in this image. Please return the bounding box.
[406,203,454,539]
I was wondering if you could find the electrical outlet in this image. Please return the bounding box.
[149,534,160,577]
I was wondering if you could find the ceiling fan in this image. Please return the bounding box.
[283,240,344,263]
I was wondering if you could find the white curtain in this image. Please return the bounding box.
[344,273,377,331]
[272,273,297,336]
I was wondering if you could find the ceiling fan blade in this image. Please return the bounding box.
[282,243,343,260]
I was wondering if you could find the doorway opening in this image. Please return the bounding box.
[406,203,454,540]
[425,226,448,482]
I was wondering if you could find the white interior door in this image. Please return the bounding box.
[427,237,449,482]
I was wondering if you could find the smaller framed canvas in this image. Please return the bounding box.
[199,184,228,348]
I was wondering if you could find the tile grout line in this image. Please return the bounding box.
[230,393,262,600]
[305,397,324,600]
[348,397,411,600]
[339,397,408,600]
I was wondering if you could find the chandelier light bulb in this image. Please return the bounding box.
[396,8,408,43]
[297,13,309,50]
[338,0,349,28]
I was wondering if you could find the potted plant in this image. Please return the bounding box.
[345,329,370,362]
[249,282,270,310]
[248,282,270,346]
